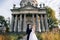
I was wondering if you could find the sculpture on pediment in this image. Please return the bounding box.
[20,0,38,7]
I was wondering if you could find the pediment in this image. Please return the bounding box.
[20,5,39,11]
[23,6,35,9]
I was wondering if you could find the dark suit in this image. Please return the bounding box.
[26,26,32,40]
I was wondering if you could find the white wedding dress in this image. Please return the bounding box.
[29,29,38,40]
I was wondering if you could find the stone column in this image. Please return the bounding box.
[11,15,14,32]
[36,14,39,31]
[40,15,42,31]
[38,15,41,32]
[23,14,27,32]
[18,14,22,32]
[14,15,18,32]
[17,20,19,32]
[32,14,35,25]
[44,15,49,31]
[39,21,41,32]
[40,15,45,32]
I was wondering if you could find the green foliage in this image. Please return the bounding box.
[9,34,18,40]
[0,16,8,27]
[46,7,58,29]
[0,16,5,24]
[8,33,26,40]
[0,15,9,32]
[36,32,42,40]
[36,32,60,40]
[0,33,26,40]
[6,27,9,32]
[0,32,60,40]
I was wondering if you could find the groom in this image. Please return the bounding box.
[26,24,32,40]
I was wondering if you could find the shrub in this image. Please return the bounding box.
[36,32,60,40]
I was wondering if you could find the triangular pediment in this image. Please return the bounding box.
[20,5,39,11]
[22,6,36,9]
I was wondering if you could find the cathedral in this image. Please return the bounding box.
[10,0,49,32]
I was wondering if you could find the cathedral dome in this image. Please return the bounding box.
[20,0,38,7]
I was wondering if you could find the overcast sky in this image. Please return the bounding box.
[0,0,60,20]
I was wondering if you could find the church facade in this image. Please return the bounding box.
[10,0,49,32]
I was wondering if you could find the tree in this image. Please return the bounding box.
[0,16,7,26]
[46,7,58,30]
[0,16,9,32]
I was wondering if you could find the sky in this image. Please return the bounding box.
[0,0,60,20]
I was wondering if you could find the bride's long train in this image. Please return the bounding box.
[29,29,38,40]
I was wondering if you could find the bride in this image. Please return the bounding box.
[29,24,38,40]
